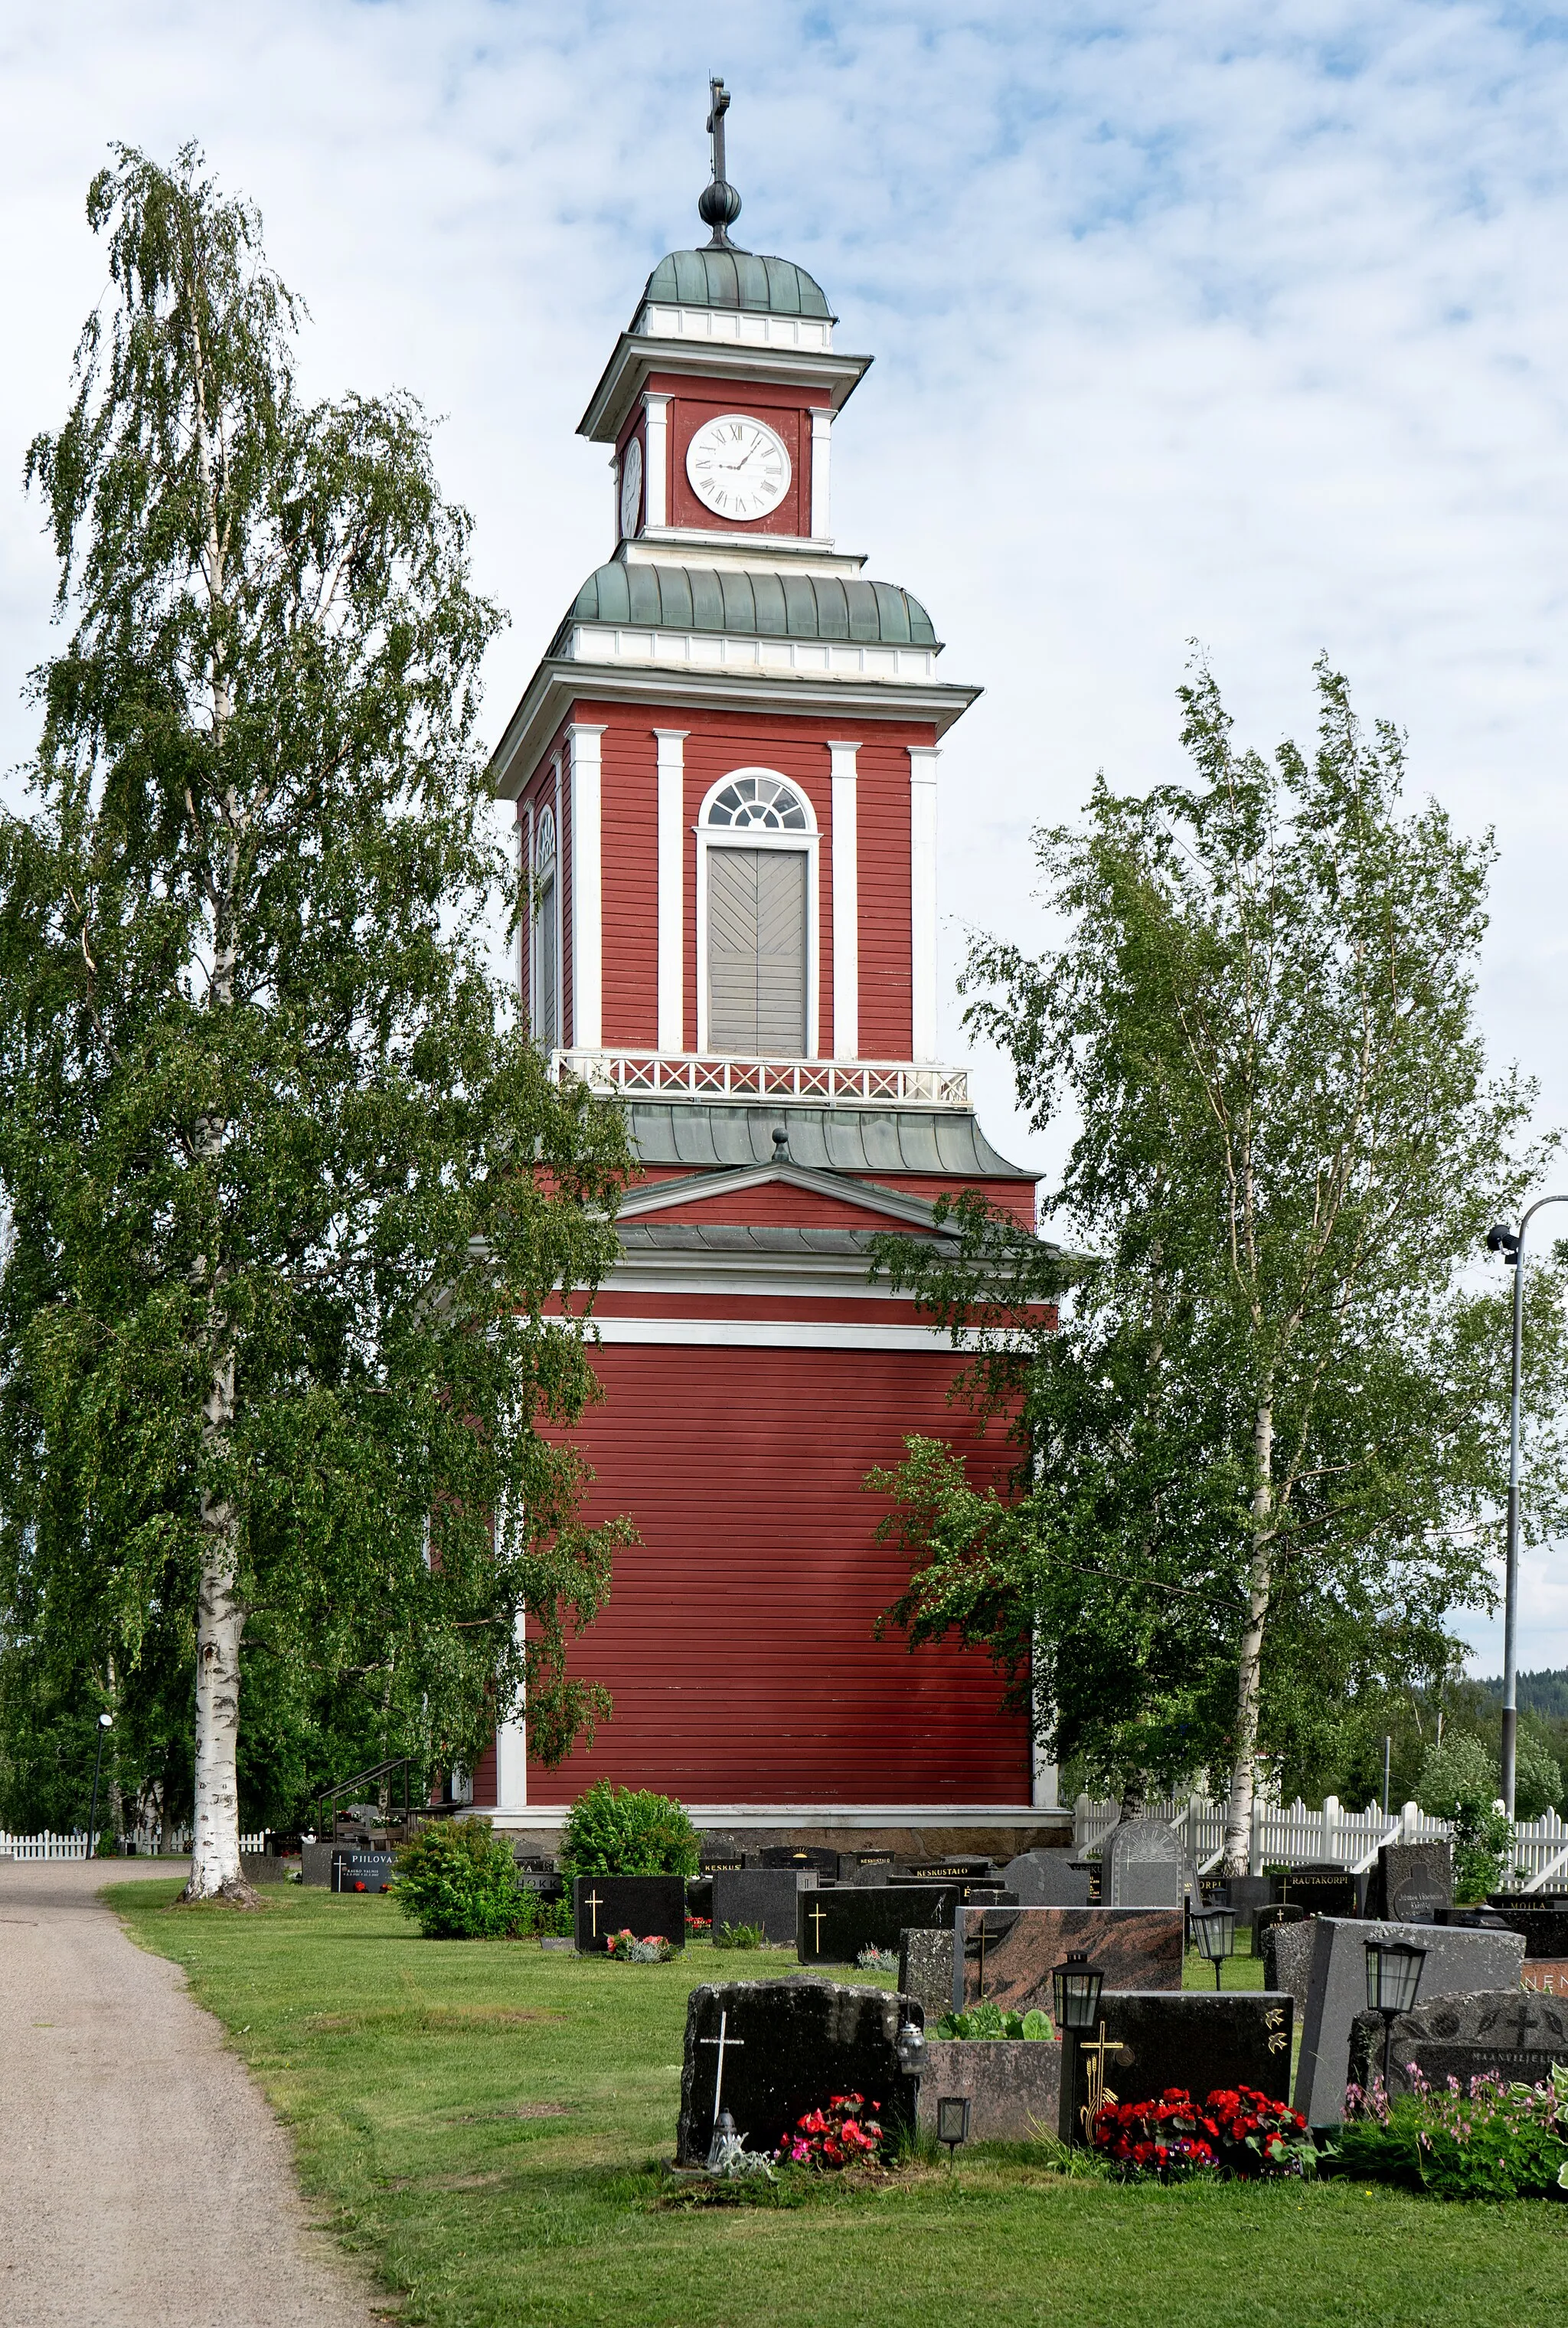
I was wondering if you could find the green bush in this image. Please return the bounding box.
[715,1921,765,1948]
[1416,1735,1516,1901]
[558,1780,699,1877]
[936,2002,1054,2041]
[390,1816,530,1939]
[1516,1728,1564,1823]
[1333,2064,1568,2199]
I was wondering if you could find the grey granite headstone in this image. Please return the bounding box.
[1063,1992,1294,2139]
[1294,1916,1526,2125]
[1223,1873,1274,1924]
[1002,1850,1093,1908]
[1100,1818,1185,1909]
[1368,1840,1452,1924]
[676,1977,921,2164]
[897,1928,956,2021]
[572,1873,685,1954]
[1348,1988,1568,2099]
[712,1867,815,1946]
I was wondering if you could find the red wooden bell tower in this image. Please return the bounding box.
[475,89,1057,1851]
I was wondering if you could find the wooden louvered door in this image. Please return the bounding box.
[707,846,808,1056]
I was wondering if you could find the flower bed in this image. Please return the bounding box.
[1331,2065,1568,2200]
[603,1928,674,1963]
[1090,2087,1315,2180]
[776,2093,885,2169]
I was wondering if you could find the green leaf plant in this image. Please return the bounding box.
[0,146,633,1904]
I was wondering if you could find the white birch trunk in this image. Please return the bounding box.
[182,1347,253,1901]
[1222,1395,1275,1876]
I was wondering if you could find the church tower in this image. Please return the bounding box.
[479,88,1057,1852]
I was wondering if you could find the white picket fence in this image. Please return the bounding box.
[0,1829,267,1861]
[1073,1793,1568,1892]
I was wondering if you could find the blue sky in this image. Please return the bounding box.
[3,0,1567,1672]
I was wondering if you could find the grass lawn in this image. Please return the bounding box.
[109,1880,1567,2327]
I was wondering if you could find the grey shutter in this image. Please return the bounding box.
[707,847,807,1056]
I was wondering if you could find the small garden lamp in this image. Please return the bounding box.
[85,1712,113,1862]
[1364,1937,1427,2091]
[1191,1904,1237,1990]
[935,2094,970,2161]
[1052,1950,1106,2147]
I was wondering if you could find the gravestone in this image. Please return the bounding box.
[760,1846,838,1877]
[331,1849,394,1893]
[1293,1916,1527,2125]
[1263,1917,1318,2021]
[1348,1989,1568,2099]
[844,1863,890,1888]
[1099,1818,1186,1909]
[838,1851,894,1882]
[797,1884,1010,1967]
[909,1859,994,1881]
[1222,1874,1274,1931]
[713,1866,815,1946]
[572,1873,685,1954]
[300,1839,335,1887]
[920,2039,1061,2142]
[953,1905,1185,2015]
[699,1850,746,1872]
[897,1929,955,2022]
[1002,1851,1093,1908]
[1277,1865,1360,1919]
[1253,1901,1306,1955]
[1060,1992,1293,2139]
[676,1977,923,2165]
[1368,1840,1452,1924]
[1481,1898,1568,1997]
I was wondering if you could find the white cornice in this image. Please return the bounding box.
[625,531,867,577]
[578,332,871,446]
[634,300,835,354]
[488,656,982,799]
[564,623,939,686]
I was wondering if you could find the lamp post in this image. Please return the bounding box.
[1364,1937,1427,2093]
[1488,1195,1568,1818]
[1191,1905,1237,1990]
[1052,1949,1106,2145]
[85,1712,113,1861]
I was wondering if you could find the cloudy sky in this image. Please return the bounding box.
[3,1,1566,1676]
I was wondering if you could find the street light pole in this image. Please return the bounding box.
[85,1712,114,1862]
[1488,1196,1568,1820]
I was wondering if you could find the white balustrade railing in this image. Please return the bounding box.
[549,1048,971,1109]
[1073,1793,1568,1890]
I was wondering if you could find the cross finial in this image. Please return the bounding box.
[698,76,743,250]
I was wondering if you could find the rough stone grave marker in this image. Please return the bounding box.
[1263,1917,1317,2021]
[572,1873,686,1954]
[1348,1989,1568,2098]
[897,1929,955,2021]
[1368,1840,1452,1924]
[676,1977,922,2165]
[1002,1851,1092,1908]
[1061,1992,1295,2139]
[954,1905,1184,2015]
[712,1866,815,1945]
[1100,1818,1186,1909]
[1293,1916,1526,2124]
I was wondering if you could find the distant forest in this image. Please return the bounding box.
[1474,1669,1568,1721]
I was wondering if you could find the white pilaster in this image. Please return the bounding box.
[644,394,671,528]
[655,728,688,1054]
[569,724,605,1050]
[809,408,833,539]
[910,745,940,1064]
[494,1608,528,1810]
[828,740,860,1061]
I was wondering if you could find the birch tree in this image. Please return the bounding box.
[876,659,1568,1862]
[0,146,630,1902]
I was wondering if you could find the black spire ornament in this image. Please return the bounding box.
[699,77,743,250]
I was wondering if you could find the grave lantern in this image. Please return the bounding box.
[895,2019,927,2082]
[1191,1905,1238,1990]
[936,2095,971,2160]
[1364,1937,1428,2091]
[1052,1950,1106,2147]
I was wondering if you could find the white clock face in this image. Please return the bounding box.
[685,414,792,523]
[619,435,643,538]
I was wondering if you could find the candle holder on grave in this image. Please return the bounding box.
[1051,1950,1106,2145]
[1191,1905,1238,1990]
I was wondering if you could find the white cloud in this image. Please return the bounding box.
[3,0,1566,1664]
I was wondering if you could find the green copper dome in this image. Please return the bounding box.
[556,564,939,651]
[639,248,834,322]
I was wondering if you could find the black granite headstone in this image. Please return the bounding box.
[713,1866,815,1944]
[797,1884,1011,1966]
[676,1977,922,2164]
[838,1851,894,1880]
[1061,1991,1295,2138]
[332,1849,394,1893]
[572,1873,685,1953]
[1223,1874,1274,1925]
[760,1846,838,1876]
[1368,1840,1452,1924]
[1348,1989,1568,2098]
[1278,1865,1359,1918]
[908,1859,994,1880]
[1483,1898,1568,1958]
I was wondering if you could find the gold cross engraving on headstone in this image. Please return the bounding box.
[585,1889,604,1937]
[1077,2022,1122,2140]
[1264,2005,1289,2055]
[808,1905,828,1953]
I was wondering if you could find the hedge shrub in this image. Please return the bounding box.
[558,1780,699,1877]
[391,1816,530,1938]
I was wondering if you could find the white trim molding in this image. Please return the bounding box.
[593,1317,953,1351]
[909,745,940,1064]
[635,301,835,354]
[828,740,860,1061]
[654,728,688,1053]
[563,623,938,685]
[568,724,606,1049]
[643,394,671,529]
[809,408,834,539]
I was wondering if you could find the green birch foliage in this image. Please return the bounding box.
[873,660,1568,1810]
[0,145,632,1801]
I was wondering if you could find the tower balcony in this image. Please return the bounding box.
[548,1048,970,1109]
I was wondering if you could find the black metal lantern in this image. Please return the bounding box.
[935,2094,971,2159]
[1052,1950,1104,2033]
[1364,1937,1427,2091]
[1191,1905,1238,1990]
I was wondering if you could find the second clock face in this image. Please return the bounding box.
[619,435,643,538]
[685,414,792,523]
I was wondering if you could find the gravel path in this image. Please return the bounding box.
[0,1858,376,2327]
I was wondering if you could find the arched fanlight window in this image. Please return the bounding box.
[533,806,559,1049]
[700,774,814,1058]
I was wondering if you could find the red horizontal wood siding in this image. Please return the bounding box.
[525,1342,1031,1805]
[856,737,914,1059]
[600,722,658,1048]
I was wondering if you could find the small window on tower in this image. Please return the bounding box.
[534,807,559,1049]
